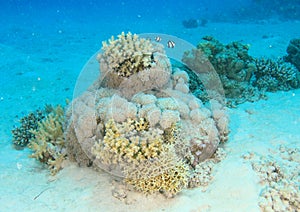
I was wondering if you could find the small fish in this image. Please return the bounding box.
[167,40,175,48]
[155,36,162,42]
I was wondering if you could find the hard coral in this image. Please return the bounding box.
[11,110,45,148]
[29,105,66,175]
[98,32,156,78]
[124,145,189,198]
[254,58,300,91]
[97,32,172,99]
[183,36,260,106]
[65,33,229,197]
[92,118,164,166]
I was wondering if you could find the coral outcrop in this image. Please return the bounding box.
[65,32,229,197]
[183,36,300,106]
[182,36,261,106]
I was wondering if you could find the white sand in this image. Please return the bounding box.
[0,20,299,211]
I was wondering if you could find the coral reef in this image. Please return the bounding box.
[254,58,300,91]
[183,36,300,106]
[11,110,45,148]
[65,32,229,197]
[284,38,300,71]
[29,105,66,175]
[182,36,262,106]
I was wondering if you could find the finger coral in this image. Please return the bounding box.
[29,105,66,175]
[98,32,155,78]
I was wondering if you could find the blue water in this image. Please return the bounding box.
[1,0,300,211]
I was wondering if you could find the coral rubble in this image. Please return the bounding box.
[244,145,300,212]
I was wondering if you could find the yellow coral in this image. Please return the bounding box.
[92,118,189,197]
[92,118,164,166]
[124,150,189,197]
[29,105,66,175]
[163,122,180,144]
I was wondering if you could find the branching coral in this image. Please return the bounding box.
[124,145,189,197]
[98,32,155,78]
[182,36,260,106]
[96,32,171,98]
[29,105,66,175]
[92,118,164,166]
[254,58,300,91]
[11,110,45,148]
[91,118,189,197]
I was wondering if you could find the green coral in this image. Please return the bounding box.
[254,58,300,91]
[29,105,66,175]
[11,110,45,148]
[183,36,259,106]
[182,36,300,106]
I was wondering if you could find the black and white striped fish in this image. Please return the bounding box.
[167,40,175,48]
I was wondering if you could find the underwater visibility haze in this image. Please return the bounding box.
[0,0,300,211]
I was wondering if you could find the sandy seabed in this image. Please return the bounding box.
[0,20,299,211]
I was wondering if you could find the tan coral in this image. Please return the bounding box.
[29,105,66,175]
[124,145,189,197]
[92,118,165,167]
[98,32,155,78]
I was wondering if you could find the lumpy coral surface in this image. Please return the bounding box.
[65,32,228,196]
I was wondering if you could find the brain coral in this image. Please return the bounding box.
[65,32,228,197]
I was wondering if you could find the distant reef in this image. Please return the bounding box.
[182,36,300,106]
